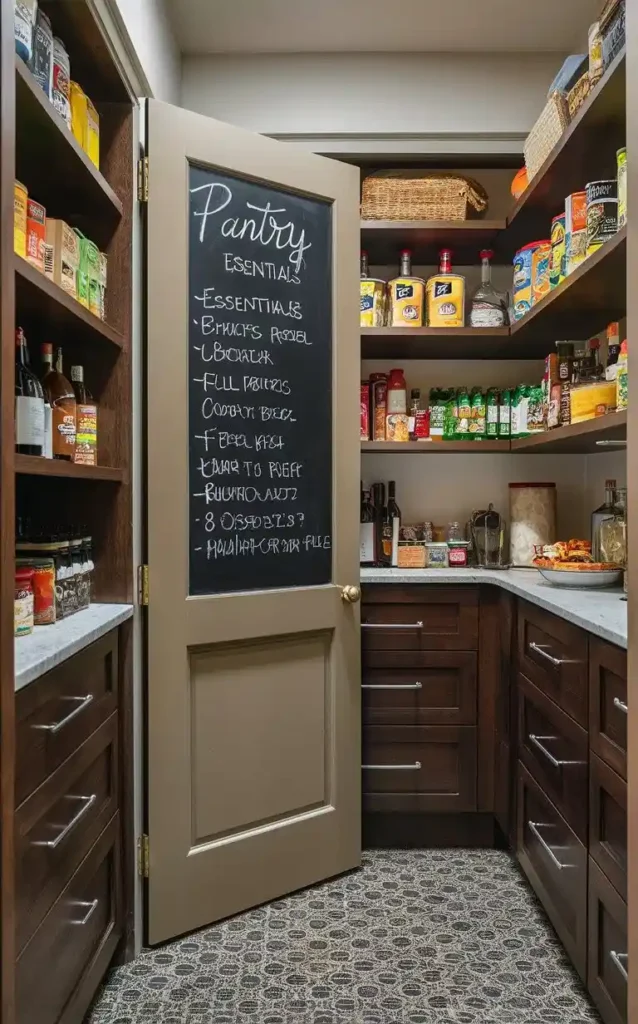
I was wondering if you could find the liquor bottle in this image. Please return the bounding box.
[388,250,425,328]
[15,328,45,457]
[372,482,388,566]
[71,365,98,465]
[599,487,627,568]
[426,249,465,328]
[360,250,369,279]
[591,478,616,560]
[469,249,508,327]
[41,344,76,460]
[360,487,376,566]
[386,480,401,566]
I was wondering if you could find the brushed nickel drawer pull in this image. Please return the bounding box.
[528,734,584,768]
[362,621,423,631]
[33,793,97,849]
[528,821,571,870]
[362,682,422,691]
[610,950,628,982]
[70,899,99,926]
[613,697,628,714]
[528,641,566,666]
[33,694,94,734]
[362,762,421,771]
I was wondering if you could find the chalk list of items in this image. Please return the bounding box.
[188,165,333,595]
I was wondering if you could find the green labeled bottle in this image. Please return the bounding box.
[486,388,499,437]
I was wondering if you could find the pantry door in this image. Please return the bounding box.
[145,100,361,943]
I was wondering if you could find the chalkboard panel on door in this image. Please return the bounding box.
[188,165,333,595]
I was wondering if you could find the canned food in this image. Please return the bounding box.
[513,241,544,321]
[550,214,566,289]
[14,180,27,258]
[26,198,46,272]
[586,179,618,255]
[617,148,627,229]
[52,37,71,127]
[565,192,587,275]
[531,240,552,304]
[360,277,386,327]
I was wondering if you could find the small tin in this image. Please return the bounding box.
[52,36,71,127]
[26,198,46,272]
[617,147,627,229]
[586,179,618,255]
[14,180,28,258]
[550,213,566,288]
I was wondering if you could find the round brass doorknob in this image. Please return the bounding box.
[341,585,361,604]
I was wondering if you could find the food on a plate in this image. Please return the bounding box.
[532,538,618,571]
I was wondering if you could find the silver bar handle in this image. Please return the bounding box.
[362,621,423,631]
[610,950,628,982]
[528,641,566,666]
[362,682,422,691]
[613,697,628,715]
[362,762,421,771]
[528,734,584,768]
[33,694,94,734]
[70,899,99,926]
[528,821,571,870]
[33,793,97,849]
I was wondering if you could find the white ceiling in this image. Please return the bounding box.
[168,0,600,54]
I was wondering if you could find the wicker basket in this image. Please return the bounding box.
[360,172,488,222]
[567,71,591,119]
[524,92,570,184]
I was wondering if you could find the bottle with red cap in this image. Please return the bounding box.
[388,249,425,328]
[469,249,509,327]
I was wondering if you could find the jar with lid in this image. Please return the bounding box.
[447,521,463,542]
[509,482,557,566]
[15,567,34,637]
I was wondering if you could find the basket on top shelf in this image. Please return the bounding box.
[523,91,571,184]
[361,171,489,222]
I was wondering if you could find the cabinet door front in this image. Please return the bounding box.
[589,637,627,780]
[362,651,476,725]
[517,601,588,726]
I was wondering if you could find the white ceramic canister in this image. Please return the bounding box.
[509,482,557,567]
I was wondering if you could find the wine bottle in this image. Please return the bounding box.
[42,344,76,460]
[386,480,401,567]
[15,328,45,457]
[71,365,98,465]
[360,487,376,565]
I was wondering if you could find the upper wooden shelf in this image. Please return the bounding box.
[15,455,126,482]
[361,440,510,453]
[510,411,627,454]
[360,327,550,361]
[509,227,626,346]
[15,256,125,351]
[505,50,626,255]
[360,220,506,266]
[15,58,122,249]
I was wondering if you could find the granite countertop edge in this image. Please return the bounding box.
[15,604,135,692]
[360,568,627,649]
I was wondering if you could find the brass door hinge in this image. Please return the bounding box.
[138,564,149,606]
[138,834,150,878]
[137,156,149,202]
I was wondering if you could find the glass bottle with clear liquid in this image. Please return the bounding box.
[470,249,509,328]
[599,486,627,568]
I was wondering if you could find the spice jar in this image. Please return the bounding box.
[509,482,557,566]
[15,567,35,637]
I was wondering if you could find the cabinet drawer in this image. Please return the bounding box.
[517,601,587,726]
[361,586,478,652]
[16,630,119,807]
[16,714,118,953]
[362,652,476,726]
[17,814,122,1024]
[590,638,627,781]
[516,762,587,981]
[590,753,627,901]
[588,858,627,1024]
[362,725,476,812]
[518,674,588,842]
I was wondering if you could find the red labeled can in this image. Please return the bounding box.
[360,381,370,440]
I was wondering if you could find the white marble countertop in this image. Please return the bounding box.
[15,603,135,691]
[361,567,627,648]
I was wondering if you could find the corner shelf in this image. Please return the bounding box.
[360,220,506,265]
[15,455,125,482]
[361,440,510,453]
[361,327,540,361]
[510,411,627,454]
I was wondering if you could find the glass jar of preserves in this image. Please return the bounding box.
[15,567,34,637]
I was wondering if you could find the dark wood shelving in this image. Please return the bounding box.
[361,220,506,265]
[361,326,549,361]
[505,49,626,256]
[509,227,627,345]
[15,255,125,350]
[511,411,627,454]
[361,440,511,453]
[15,57,122,248]
[15,455,125,481]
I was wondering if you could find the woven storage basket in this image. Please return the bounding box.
[524,92,570,184]
[361,171,488,222]
[567,71,591,119]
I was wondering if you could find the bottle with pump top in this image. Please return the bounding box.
[41,344,76,460]
[15,328,45,457]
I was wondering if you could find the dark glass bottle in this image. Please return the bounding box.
[360,488,376,565]
[15,328,45,456]
[386,480,401,567]
[372,482,389,567]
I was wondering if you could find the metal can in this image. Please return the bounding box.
[549,213,566,289]
[26,198,46,272]
[617,147,627,229]
[586,179,618,255]
[14,180,28,258]
[360,381,370,441]
[52,36,71,127]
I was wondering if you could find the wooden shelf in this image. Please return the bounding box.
[360,327,548,360]
[509,227,627,346]
[361,440,511,453]
[506,50,626,256]
[15,256,124,350]
[15,57,122,248]
[511,412,627,454]
[15,455,125,482]
[360,220,506,265]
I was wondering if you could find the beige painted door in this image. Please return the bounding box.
[145,99,361,944]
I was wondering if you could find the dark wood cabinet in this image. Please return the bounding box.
[362,586,479,652]
[517,601,588,727]
[589,753,627,901]
[589,637,627,781]
[588,858,627,1024]
[362,651,476,726]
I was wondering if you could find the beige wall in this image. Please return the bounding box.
[111,0,181,102]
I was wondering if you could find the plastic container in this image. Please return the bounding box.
[509,483,557,567]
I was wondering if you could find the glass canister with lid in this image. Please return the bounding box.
[509,482,557,567]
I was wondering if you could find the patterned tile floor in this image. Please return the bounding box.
[89,849,600,1024]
